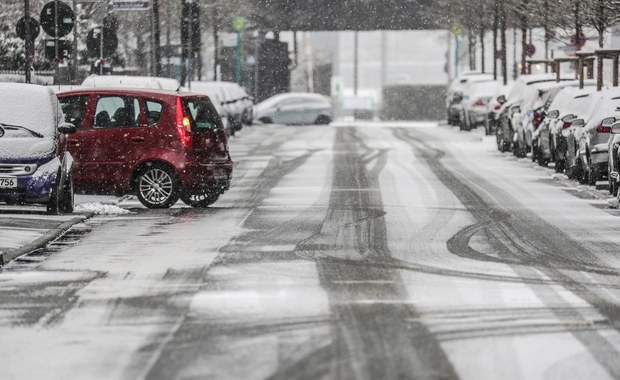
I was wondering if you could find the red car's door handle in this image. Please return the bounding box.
[130,136,145,143]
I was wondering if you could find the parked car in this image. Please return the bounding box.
[607,121,620,195]
[57,88,233,209]
[487,83,513,136]
[535,86,597,169]
[495,74,570,153]
[190,81,253,134]
[254,92,332,125]
[572,87,620,185]
[516,80,581,159]
[446,73,494,126]
[459,80,501,132]
[0,83,77,214]
[563,90,609,180]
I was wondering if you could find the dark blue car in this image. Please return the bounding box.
[0,84,77,214]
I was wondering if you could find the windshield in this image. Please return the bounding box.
[0,84,57,137]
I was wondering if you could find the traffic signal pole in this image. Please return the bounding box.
[152,0,161,76]
[55,0,60,85]
[24,0,32,84]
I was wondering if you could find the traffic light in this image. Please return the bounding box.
[181,2,200,56]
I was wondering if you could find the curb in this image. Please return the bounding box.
[0,212,94,266]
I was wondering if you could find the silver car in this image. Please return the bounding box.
[254,93,332,125]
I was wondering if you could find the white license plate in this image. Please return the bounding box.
[0,177,17,188]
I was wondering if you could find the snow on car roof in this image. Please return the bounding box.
[81,75,181,90]
[465,80,501,98]
[582,87,620,125]
[0,83,57,133]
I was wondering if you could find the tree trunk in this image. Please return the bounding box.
[521,0,528,75]
[501,1,507,85]
[574,0,582,52]
[544,0,549,72]
[469,30,476,70]
[493,0,498,79]
[480,3,485,73]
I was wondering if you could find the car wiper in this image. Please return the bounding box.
[0,123,44,138]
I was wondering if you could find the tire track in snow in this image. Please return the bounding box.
[393,127,620,378]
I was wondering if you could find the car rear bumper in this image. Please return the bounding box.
[179,161,233,193]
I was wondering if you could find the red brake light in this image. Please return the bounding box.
[494,104,502,110]
[176,97,191,148]
[562,122,572,130]
[597,125,612,133]
[474,99,485,107]
[533,111,542,128]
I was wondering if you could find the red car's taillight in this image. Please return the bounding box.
[494,104,502,110]
[597,125,612,133]
[176,97,192,148]
[474,99,485,107]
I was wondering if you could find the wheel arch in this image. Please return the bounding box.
[131,159,180,191]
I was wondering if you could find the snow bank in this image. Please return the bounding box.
[74,202,131,215]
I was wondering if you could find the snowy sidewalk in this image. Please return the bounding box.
[0,195,131,265]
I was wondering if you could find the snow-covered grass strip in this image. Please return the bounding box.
[74,202,131,215]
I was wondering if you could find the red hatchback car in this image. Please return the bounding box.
[57,88,233,209]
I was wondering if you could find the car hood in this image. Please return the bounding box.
[0,137,56,162]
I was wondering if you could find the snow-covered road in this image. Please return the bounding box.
[1,122,620,379]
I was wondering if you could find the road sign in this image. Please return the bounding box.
[40,1,75,38]
[526,43,536,58]
[112,1,150,11]
[570,34,587,49]
[16,16,41,41]
[45,38,72,61]
[232,17,245,32]
[103,15,119,31]
[451,24,462,37]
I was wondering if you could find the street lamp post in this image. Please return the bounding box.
[233,17,245,85]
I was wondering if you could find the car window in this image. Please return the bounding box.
[183,98,222,130]
[94,96,140,129]
[279,98,305,107]
[60,95,89,129]
[145,100,164,125]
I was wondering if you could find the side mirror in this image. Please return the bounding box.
[601,117,616,128]
[497,95,506,105]
[510,105,520,114]
[611,122,620,134]
[58,122,77,134]
[571,118,585,128]
[562,114,575,122]
[547,110,559,119]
